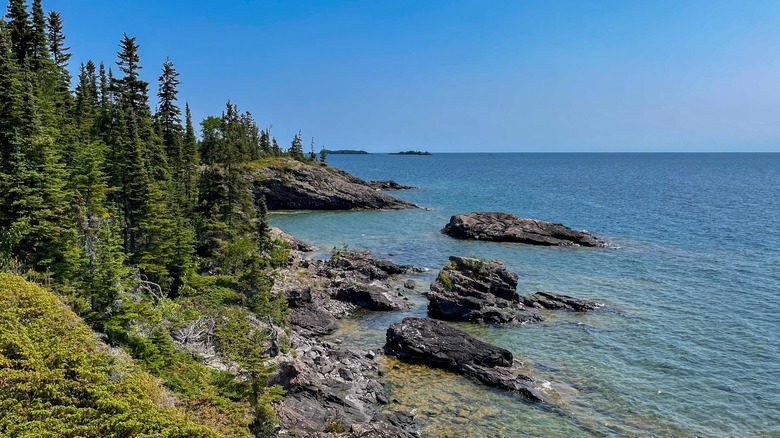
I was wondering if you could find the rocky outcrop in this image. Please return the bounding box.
[274,333,420,437]
[250,159,417,210]
[521,291,601,312]
[368,180,417,190]
[442,212,608,247]
[272,241,422,437]
[384,318,543,402]
[428,256,543,324]
[276,249,417,336]
[270,226,314,252]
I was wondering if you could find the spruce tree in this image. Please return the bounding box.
[115,33,147,117]
[156,57,182,168]
[28,0,46,70]
[259,127,271,156]
[182,102,199,205]
[6,0,31,63]
[47,10,70,88]
[289,130,303,160]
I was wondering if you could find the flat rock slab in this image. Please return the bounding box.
[384,317,543,401]
[442,211,608,247]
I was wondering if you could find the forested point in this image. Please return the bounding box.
[0,0,321,436]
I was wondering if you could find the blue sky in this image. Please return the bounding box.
[52,0,780,152]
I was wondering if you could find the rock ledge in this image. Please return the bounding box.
[442,211,607,247]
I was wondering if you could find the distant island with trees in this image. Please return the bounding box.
[323,149,369,154]
[390,150,432,155]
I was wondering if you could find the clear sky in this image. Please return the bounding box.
[51,0,780,152]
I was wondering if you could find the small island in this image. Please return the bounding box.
[390,150,432,155]
[323,149,369,154]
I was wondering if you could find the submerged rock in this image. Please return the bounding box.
[384,317,543,402]
[521,291,601,312]
[368,180,417,190]
[250,159,418,210]
[428,256,543,324]
[442,211,608,247]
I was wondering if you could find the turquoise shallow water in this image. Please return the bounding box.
[270,153,780,437]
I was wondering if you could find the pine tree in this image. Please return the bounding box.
[156,57,182,168]
[259,127,271,156]
[115,33,147,117]
[47,10,70,89]
[182,102,199,206]
[6,0,31,63]
[289,130,303,160]
[308,137,316,161]
[319,146,327,163]
[28,0,47,71]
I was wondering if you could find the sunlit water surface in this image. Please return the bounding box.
[271,153,780,437]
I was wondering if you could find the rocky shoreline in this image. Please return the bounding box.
[250,160,418,210]
[267,226,602,437]
[254,161,608,436]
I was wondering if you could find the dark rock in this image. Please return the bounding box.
[428,256,543,324]
[335,283,405,311]
[276,249,414,321]
[521,291,601,312]
[403,280,416,290]
[274,334,420,437]
[442,211,608,247]
[290,305,339,336]
[368,180,417,190]
[251,159,418,210]
[384,318,542,401]
[460,364,544,402]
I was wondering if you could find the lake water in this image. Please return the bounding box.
[270,153,780,437]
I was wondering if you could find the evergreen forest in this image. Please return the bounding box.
[0,1,323,435]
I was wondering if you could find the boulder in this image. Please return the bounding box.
[428,256,543,324]
[384,318,543,402]
[334,283,405,311]
[290,305,339,336]
[250,159,418,210]
[442,211,607,247]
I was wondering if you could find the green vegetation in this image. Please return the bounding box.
[0,273,225,437]
[437,271,454,291]
[0,1,318,435]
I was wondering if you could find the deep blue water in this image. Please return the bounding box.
[270,153,780,437]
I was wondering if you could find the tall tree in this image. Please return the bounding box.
[259,127,271,156]
[28,0,46,70]
[6,0,30,63]
[182,102,199,205]
[115,33,147,118]
[156,57,181,167]
[289,130,303,161]
[46,10,70,87]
